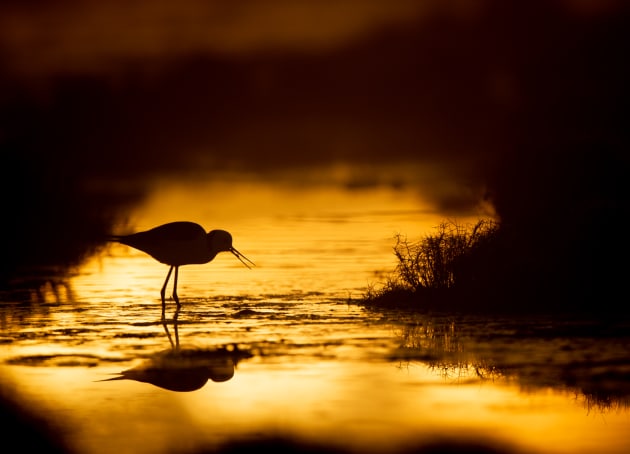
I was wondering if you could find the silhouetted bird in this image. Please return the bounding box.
[109,221,254,319]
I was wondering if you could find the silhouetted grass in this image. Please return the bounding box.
[362,219,501,312]
[360,215,629,317]
[393,219,499,291]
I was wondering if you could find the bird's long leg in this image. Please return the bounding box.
[172,266,181,312]
[173,312,180,350]
[173,267,181,350]
[161,266,174,321]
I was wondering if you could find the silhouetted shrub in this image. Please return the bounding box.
[392,219,499,291]
[362,206,630,316]
[363,219,500,311]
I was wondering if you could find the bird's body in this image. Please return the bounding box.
[109,221,254,320]
[111,222,220,266]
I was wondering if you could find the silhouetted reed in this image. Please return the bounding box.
[394,219,498,291]
[363,219,500,311]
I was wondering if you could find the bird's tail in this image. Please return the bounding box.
[95,375,126,383]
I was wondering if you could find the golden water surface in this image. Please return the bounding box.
[1,176,628,454]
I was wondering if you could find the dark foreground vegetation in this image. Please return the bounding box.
[0,377,530,454]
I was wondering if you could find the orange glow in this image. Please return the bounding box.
[4,360,629,454]
[95,171,486,301]
[2,2,628,452]
[0,178,605,454]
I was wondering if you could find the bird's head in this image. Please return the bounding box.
[207,230,255,269]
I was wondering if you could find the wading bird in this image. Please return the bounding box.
[109,221,254,320]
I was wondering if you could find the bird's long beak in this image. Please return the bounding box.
[230,247,255,269]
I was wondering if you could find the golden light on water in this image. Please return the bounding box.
[0,176,625,454]
[99,170,488,298]
[5,359,629,454]
[2,2,629,452]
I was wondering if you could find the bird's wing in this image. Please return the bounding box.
[146,222,206,241]
[111,221,209,265]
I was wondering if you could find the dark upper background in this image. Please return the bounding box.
[1,1,628,298]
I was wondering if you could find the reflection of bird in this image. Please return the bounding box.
[98,347,251,391]
[109,221,254,319]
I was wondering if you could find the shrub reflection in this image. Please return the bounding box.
[387,314,630,412]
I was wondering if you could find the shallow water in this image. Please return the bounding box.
[1,179,629,454]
